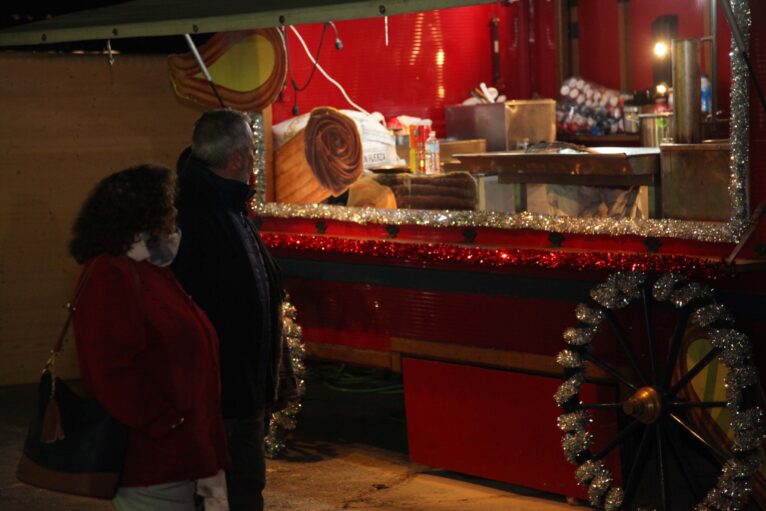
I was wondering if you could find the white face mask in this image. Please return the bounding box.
[127,229,182,267]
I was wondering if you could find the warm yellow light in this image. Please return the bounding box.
[654,41,669,58]
[435,49,445,67]
[656,83,668,95]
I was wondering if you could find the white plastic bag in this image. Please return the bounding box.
[340,110,400,169]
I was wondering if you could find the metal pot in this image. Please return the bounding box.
[639,112,674,147]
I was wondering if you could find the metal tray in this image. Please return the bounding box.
[449,148,660,186]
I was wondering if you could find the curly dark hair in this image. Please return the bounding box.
[69,164,176,264]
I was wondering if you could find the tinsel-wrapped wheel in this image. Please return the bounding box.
[555,272,764,510]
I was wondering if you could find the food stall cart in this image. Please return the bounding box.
[1,1,765,509]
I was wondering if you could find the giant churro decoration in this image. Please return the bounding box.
[168,29,286,111]
[275,107,364,204]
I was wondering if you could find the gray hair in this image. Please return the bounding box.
[191,109,252,169]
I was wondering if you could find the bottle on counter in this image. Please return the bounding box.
[701,74,712,115]
[408,122,431,174]
[424,131,440,175]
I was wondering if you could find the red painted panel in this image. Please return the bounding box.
[288,270,716,369]
[503,0,531,100]
[530,0,559,100]
[284,277,582,356]
[578,0,621,90]
[301,326,390,352]
[627,0,706,91]
[403,358,620,498]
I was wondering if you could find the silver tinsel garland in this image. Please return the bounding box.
[692,304,733,328]
[575,303,604,325]
[562,429,594,464]
[555,267,764,510]
[554,372,584,406]
[254,203,744,244]
[264,299,307,458]
[557,349,584,369]
[563,326,598,346]
[557,410,591,432]
[250,112,266,205]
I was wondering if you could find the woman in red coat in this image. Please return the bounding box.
[69,164,229,510]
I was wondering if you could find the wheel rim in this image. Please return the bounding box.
[554,272,764,510]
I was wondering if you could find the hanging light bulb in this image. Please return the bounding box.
[653,41,669,58]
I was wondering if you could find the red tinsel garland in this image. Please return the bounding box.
[262,233,726,279]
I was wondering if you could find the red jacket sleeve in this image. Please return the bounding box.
[73,258,184,438]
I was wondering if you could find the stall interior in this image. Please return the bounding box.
[256,0,733,223]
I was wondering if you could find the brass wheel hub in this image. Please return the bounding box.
[622,386,662,424]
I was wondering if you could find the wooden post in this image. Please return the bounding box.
[617,0,632,91]
[702,0,713,81]
[263,105,275,203]
[568,0,579,76]
[555,0,571,86]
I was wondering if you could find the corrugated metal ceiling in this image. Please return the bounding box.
[0,0,494,46]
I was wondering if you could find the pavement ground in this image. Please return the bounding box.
[0,364,581,510]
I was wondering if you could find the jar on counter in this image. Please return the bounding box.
[623,105,640,134]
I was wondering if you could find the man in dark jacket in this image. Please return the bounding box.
[172,109,288,511]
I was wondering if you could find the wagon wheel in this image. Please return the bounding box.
[554,272,764,510]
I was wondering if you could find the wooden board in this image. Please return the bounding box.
[451,149,659,186]
[0,53,203,384]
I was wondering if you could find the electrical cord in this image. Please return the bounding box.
[327,21,343,50]
[286,22,345,115]
[290,24,326,94]
[308,363,403,395]
[289,25,370,115]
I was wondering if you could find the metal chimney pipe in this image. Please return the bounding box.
[672,38,702,143]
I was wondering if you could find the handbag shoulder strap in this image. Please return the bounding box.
[46,257,142,369]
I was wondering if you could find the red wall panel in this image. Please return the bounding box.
[404,358,621,498]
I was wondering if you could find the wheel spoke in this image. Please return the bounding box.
[662,308,692,389]
[669,413,728,461]
[642,287,659,386]
[582,352,639,391]
[665,420,703,503]
[593,418,641,461]
[604,309,649,386]
[656,422,668,511]
[670,400,726,409]
[666,348,720,398]
[578,402,624,410]
[623,425,654,506]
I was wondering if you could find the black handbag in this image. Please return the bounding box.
[16,260,130,499]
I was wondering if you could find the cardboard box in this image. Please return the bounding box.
[445,99,556,151]
[660,143,731,221]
